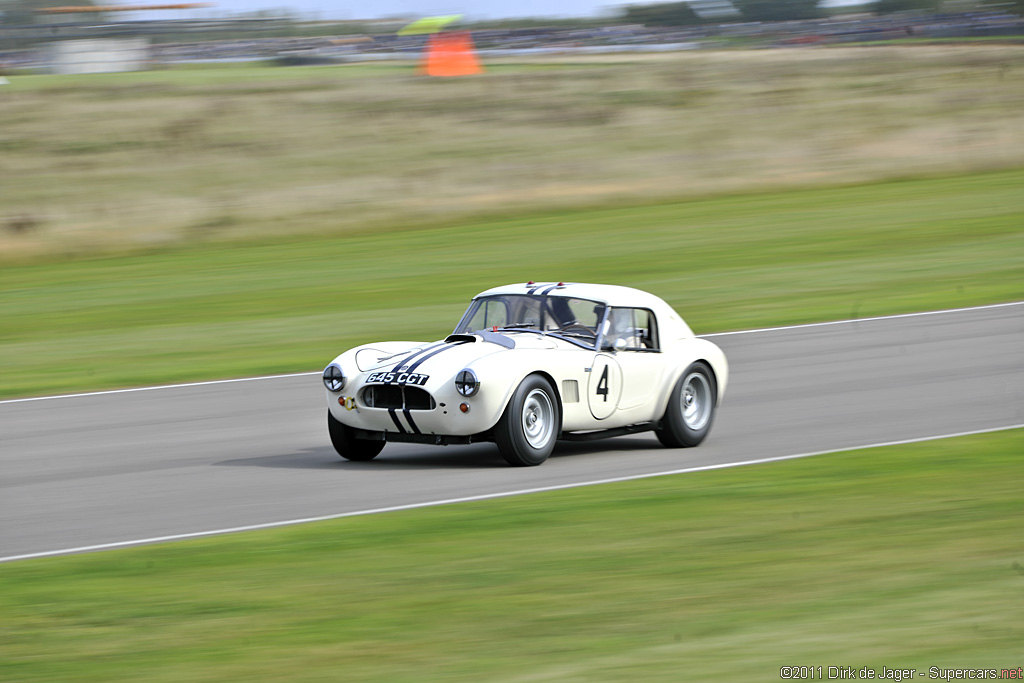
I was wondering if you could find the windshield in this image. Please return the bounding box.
[455,294,607,349]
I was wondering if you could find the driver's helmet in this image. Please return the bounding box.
[550,297,576,328]
[604,309,640,347]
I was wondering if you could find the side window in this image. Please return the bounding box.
[607,308,660,351]
[634,309,659,350]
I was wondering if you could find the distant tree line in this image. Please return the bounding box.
[1,0,104,25]
[619,2,705,25]
[619,0,1021,23]
[3,0,1019,38]
[620,0,818,24]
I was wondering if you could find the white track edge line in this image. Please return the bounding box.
[3,300,1022,405]
[0,372,321,404]
[701,300,1024,337]
[2,421,1021,564]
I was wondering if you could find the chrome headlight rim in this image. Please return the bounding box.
[455,369,479,397]
[323,364,345,392]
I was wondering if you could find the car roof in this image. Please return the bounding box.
[474,282,663,307]
[472,282,694,338]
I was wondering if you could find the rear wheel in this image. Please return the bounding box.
[328,410,385,461]
[495,375,561,467]
[656,362,717,448]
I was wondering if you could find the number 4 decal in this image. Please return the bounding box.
[596,365,609,402]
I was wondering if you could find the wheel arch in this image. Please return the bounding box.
[472,357,566,432]
[693,358,721,406]
[676,338,728,406]
[508,370,564,433]
[493,370,564,466]
[653,351,726,421]
[673,358,723,408]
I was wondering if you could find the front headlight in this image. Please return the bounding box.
[455,369,479,397]
[323,364,345,392]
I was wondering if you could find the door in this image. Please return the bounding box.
[587,353,622,420]
[601,306,665,414]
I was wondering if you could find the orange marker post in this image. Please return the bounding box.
[423,31,482,77]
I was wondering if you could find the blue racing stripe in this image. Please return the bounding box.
[404,340,470,374]
[403,408,421,434]
[390,342,446,372]
[387,408,406,433]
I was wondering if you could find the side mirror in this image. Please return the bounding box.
[613,338,627,352]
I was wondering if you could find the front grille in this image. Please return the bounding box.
[403,387,435,410]
[362,385,436,411]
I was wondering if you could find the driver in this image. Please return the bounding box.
[603,308,638,347]
[549,297,577,330]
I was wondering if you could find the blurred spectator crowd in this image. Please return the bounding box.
[1,11,1022,70]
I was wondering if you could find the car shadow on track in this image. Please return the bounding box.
[214,436,661,471]
[215,445,505,470]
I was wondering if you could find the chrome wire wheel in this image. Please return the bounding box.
[521,388,555,449]
[681,371,712,431]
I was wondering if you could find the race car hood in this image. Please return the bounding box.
[351,331,562,384]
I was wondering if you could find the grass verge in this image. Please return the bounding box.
[1,168,1023,399]
[1,428,1021,681]
[3,48,1023,259]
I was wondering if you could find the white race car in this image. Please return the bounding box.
[323,282,728,466]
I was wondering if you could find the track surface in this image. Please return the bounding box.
[2,305,1022,560]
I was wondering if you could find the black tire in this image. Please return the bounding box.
[495,375,561,467]
[328,410,385,461]
[656,361,717,448]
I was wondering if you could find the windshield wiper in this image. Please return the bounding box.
[494,325,547,336]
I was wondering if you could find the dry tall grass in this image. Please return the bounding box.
[2,47,1023,259]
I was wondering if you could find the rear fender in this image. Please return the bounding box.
[651,338,729,419]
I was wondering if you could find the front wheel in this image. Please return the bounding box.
[656,362,717,448]
[328,410,385,461]
[495,375,561,467]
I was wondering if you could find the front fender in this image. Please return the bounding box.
[463,350,569,431]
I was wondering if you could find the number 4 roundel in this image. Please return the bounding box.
[587,355,622,419]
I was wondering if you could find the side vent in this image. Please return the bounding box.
[562,380,580,404]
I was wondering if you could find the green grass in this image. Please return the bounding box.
[2,428,1021,681]
[3,48,1023,260]
[1,168,1022,398]
[2,49,1021,397]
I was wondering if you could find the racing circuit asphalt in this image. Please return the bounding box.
[2,303,1022,561]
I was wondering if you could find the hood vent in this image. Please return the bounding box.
[445,331,515,349]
